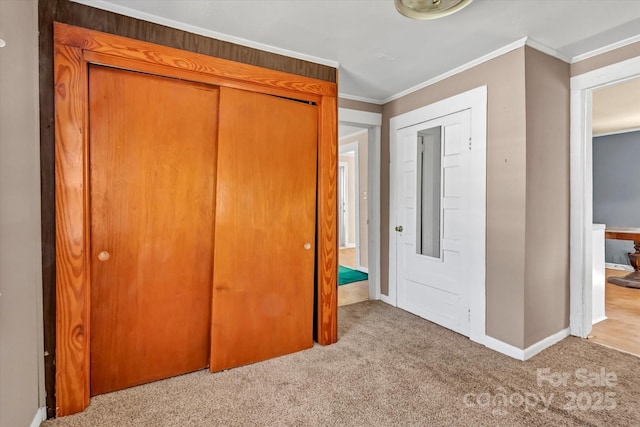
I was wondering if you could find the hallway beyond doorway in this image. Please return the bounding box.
[589,268,640,357]
[338,248,368,306]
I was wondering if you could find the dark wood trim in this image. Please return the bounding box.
[38,0,57,419]
[40,0,336,418]
[605,228,640,242]
[46,0,336,81]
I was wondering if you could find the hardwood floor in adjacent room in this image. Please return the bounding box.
[338,248,369,307]
[589,268,640,357]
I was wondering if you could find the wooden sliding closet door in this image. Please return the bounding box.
[89,65,218,395]
[211,87,318,371]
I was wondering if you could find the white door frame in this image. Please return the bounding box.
[570,55,640,338]
[338,161,349,248]
[338,108,382,300]
[388,86,487,344]
[339,140,363,264]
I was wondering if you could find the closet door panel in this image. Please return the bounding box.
[89,65,218,395]
[211,87,317,371]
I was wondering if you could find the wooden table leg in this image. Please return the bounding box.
[608,240,640,289]
[628,240,640,272]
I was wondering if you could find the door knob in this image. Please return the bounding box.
[395,225,403,232]
[304,242,311,250]
[98,251,110,261]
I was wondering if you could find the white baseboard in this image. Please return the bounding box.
[383,297,570,361]
[605,262,633,272]
[592,315,607,325]
[484,335,526,360]
[523,328,571,360]
[379,294,396,306]
[356,266,369,273]
[484,328,571,361]
[30,407,46,427]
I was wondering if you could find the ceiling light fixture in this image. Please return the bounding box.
[394,0,473,20]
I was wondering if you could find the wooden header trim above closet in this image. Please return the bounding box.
[55,23,336,99]
[53,22,338,417]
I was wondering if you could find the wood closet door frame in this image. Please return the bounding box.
[53,22,338,417]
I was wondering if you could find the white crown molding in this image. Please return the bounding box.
[74,0,640,106]
[338,92,384,105]
[342,37,569,106]
[572,33,640,64]
[341,36,569,106]
[70,0,340,68]
[382,37,528,104]
[525,38,572,63]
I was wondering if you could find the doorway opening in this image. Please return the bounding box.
[569,55,640,352]
[337,108,382,306]
[584,77,640,357]
[338,129,369,306]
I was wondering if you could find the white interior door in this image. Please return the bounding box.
[395,109,471,336]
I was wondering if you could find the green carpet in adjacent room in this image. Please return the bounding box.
[338,265,368,286]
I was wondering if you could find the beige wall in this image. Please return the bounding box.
[523,47,571,347]
[0,0,46,425]
[339,130,369,268]
[382,48,529,347]
[571,41,640,77]
[338,97,383,114]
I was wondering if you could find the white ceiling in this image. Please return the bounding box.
[76,0,640,104]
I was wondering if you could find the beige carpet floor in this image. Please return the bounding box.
[45,301,640,427]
